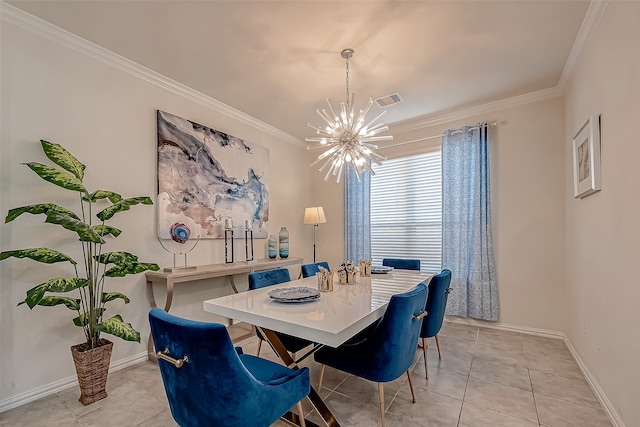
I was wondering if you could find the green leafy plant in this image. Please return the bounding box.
[0,140,159,348]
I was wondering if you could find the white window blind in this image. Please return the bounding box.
[370,150,442,272]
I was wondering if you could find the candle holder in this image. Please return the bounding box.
[224,220,234,264]
[245,220,255,262]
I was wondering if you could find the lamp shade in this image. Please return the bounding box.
[303,206,327,225]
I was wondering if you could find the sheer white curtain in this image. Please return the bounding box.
[442,124,499,321]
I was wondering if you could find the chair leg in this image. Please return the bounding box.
[318,364,325,391]
[296,401,306,427]
[435,334,442,359]
[422,337,429,379]
[256,338,262,357]
[378,383,386,427]
[406,369,416,403]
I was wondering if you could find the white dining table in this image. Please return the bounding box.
[203,269,433,427]
[204,270,432,348]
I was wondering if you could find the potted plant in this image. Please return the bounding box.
[0,140,159,405]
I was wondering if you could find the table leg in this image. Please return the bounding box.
[147,279,175,362]
[228,275,239,293]
[259,328,340,427]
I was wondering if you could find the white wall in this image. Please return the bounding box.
[311,96,567,332]
[564,3,640,426]
[0,15,313,406]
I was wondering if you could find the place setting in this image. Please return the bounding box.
[267,286,321,303]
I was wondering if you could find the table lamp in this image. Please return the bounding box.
[303,206,327,263]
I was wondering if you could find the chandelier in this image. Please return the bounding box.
[306,48,392,183]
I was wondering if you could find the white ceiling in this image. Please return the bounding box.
[7,0,592,140]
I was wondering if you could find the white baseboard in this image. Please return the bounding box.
[0,351,148,413]
[563,339,625,427]
[444,316,623,427]
[444,316,565,339]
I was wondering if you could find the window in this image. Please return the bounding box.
[370,150,442,272]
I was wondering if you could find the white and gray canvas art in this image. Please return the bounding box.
[157,110,269,239]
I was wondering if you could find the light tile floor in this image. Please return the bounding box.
[0,322,612,427]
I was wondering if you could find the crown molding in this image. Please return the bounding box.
[557,0,609,90]
[391,86,564,135]
[0,3,305,148]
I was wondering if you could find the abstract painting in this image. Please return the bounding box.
[157,110,269,239]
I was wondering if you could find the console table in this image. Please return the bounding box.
[146,257,303,360]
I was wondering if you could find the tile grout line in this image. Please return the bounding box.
[457,328,478,427]
[522,334,543,427]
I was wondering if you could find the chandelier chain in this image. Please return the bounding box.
[345,56,350,109]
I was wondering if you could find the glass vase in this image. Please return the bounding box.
[278,227,289,259]
[268,235,277,259]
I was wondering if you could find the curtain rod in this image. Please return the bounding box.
[379,121,499,150]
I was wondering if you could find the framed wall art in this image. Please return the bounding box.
[157,110,269,239]
[572,115,601,199]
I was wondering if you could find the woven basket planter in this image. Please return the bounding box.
[70,338,113,405]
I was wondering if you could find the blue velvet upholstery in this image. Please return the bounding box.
[300,261,331,278]
[148,308,309,427]
[248,269,312,354]
[248,268,292,290]
[314,284,427,425]
[419,269,453,378]
[382,258,421,271]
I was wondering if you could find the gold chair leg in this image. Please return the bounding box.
[406,369,416,403]
[435,334,442,359]
[256,338,262,357]
[422,337,429,379]
[378,383,386,427]
[318,364,325,391]
[291,352,296,361]
[296,401,306,427]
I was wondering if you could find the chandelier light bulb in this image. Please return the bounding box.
[306,48,392,183]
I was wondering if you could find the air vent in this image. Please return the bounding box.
[375,92,404,107]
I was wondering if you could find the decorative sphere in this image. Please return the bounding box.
[170,223,191,244]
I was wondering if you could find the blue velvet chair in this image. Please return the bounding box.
[314,283,428,427]
[148,308,310,427]
[420,269,453,379]
[248,268,313,358]
[300,261,330,278]
[382,258,421,271]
